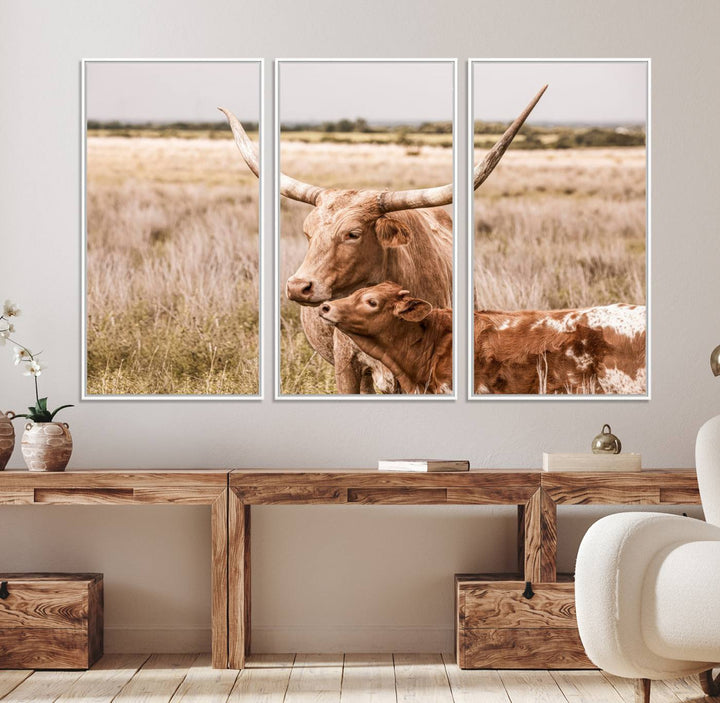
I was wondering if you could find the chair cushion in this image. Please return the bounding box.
[576,512,720,679]
[643,540,720,662]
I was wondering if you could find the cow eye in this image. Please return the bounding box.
[367,299,378,308]
[346,231,361,241]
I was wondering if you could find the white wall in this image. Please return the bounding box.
[1,0,718,653]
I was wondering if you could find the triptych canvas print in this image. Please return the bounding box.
[82,58,648,400]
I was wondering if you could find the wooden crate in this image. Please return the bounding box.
[0,573,103,669]
[455,573,594,669]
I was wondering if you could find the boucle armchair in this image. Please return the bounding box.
[575,415,720,702]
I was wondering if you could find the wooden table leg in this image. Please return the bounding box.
[519,488,557,582]
[228,489,251,669]
[211,489,228,669]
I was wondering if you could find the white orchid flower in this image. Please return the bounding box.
[0,323,12,345]
[3,300,21,318]
[13,347,31,365]
[23,359,44,377]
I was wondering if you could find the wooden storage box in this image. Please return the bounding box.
[455,573,594,669]
[0,573,103,669]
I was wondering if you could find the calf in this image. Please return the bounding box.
[319,282,646,395]
[319,282,453,394]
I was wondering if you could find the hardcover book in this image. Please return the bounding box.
[378,460,470,472]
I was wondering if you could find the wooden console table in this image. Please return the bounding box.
[0,468,702,670]
[0,470,229,669]
[228,469,700,669]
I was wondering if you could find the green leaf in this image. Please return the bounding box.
[28,406,36,415]
[49,405,73,421]
[37,397,48,412]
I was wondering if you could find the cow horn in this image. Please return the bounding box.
[219,107,324,206]
[377,84,548,213]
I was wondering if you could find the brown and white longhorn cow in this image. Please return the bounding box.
[319,282,646,395]
[220,86,546,394]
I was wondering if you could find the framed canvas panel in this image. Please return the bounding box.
[82,58,263,399]
[468,59,650,400]
[274,59,457,399]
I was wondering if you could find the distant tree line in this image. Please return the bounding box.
[474,120,645,149]
[87,120,259,132]
[281,118,452,134]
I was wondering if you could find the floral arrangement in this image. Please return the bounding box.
[1,300,73,423]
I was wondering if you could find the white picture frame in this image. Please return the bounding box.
[274,58,458,400]
[81,58,265,401]
[467,58,651,400]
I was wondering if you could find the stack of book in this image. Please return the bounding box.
[377,459,470,472]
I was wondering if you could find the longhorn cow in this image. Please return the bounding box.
[220,85,547,393]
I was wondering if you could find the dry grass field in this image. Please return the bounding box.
[473,147,646,310]
[86,134,260,395]
[280,140,645,395]
[279,140,453,395]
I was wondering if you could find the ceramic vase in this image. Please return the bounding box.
[21,421,73,472]
[0,411,15,470]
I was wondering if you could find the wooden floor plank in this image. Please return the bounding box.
[55,654,150,703]
[551,670,626,703]
[227,654,294,702]
[114,653,199,703]
[498,670,568,703]
[341,653,395,703]
[9,652,709,703]
[441,653,511,703]
[1,670,84,703]
[285,654,344,703]
[168,653,238,702]
[601,672,683,703]
[0,672,32,699]
[662,674,706,698]
[394,653,453,703]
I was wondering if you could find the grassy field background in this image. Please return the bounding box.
[86,125,646,397]
[86,134,260,395]
[280,137,645,395]
[473,146,646,311]
[279,140,453,395]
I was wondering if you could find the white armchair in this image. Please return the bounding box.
[575,415,720,702]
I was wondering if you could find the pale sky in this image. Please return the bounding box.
[473,61,647,125]
[279,61,454,123]
[85,61,260,123]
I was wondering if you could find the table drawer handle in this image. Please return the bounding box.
[522,581,534,599]
[0,581,8,600]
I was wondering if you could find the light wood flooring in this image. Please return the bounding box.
[0,653,713,702]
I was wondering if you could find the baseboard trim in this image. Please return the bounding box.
[105,626,211,653]
[251,625,455,653]
[105,624,455,654]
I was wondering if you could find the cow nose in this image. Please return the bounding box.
[287,277,314,301]
[320,303,331,314]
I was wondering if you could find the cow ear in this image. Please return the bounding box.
[394,297,433,322]
[375,215,412,248]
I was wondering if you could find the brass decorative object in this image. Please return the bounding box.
[711,344,720,377]
[592,424,622,454]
